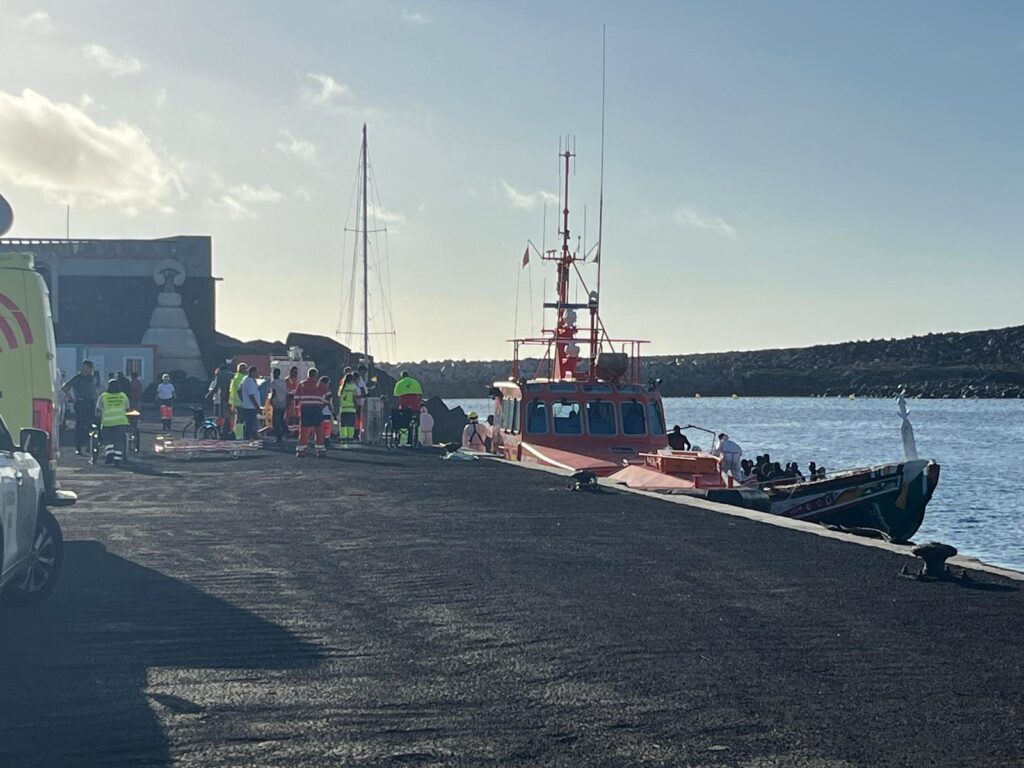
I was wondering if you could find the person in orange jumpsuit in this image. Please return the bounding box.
[294,368,328,458]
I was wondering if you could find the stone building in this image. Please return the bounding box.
[0,236,217,382]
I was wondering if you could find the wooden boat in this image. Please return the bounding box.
[609,451,940,543]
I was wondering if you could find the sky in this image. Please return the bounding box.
[0,0,1022,362]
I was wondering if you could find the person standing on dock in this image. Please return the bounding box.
[393,371,423,412]
[228,362,248,437]
[156,373,176,432]
[63,359,96,456]
[393,371,423,446]
[268,368,288,444]
[238,366,262,441]
[128,371,143,412]
[319,375,335,448]
[96,378,130,466]
[294,368,328,458]
[418,404,434,447]
[338,371,358,444]
[462,412,490,452]
[354,363,370,440]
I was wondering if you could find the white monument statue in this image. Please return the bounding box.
[142,258,206,378]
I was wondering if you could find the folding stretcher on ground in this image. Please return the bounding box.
[153,436,263,460]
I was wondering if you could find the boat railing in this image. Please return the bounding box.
[509,336,650,385]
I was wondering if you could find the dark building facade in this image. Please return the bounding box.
[0,236,217,373]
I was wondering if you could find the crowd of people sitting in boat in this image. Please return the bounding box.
[741,455,826,484]
[667,425,826,484]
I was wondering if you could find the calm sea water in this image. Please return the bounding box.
[446,396,1024,573]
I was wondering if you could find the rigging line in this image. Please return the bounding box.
[596,23,607,304]
[366,155,398,343]
[337,145,364,333]
[340,141,364,335]
[342,150,362,341]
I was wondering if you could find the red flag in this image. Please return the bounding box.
[522,246,530,268]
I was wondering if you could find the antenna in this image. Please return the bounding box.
[66,204,70,238]
[596,24,607,303]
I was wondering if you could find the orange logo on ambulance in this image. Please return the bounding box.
[0,292,34,351]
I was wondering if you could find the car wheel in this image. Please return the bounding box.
[2,508,65,608]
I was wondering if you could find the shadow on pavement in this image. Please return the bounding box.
[0,541,322,768]
[116,460,184,477]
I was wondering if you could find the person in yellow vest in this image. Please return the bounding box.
[393,371,423,446]
[228,362,248,439]
[96,379,130,466]
[337,371,358,443]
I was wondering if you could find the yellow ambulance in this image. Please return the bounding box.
[0,252,61,468]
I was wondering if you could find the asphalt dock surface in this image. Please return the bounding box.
[2,428,1022,767]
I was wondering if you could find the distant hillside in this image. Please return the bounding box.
[384,325,1024,399]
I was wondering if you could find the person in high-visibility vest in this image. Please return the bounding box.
[294,368,328,458]
[228,362,248,439]
[96,379,130,465]
[393,371,423,446]
[338,371,358,443]
[393,371,423,411]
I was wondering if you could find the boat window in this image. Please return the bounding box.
[648,399,666,435]
[549,383,578,393]
[621,400,647,435]
[586,401,616,435]
[499,399,514,431]
[525,383,544,392]
[526,399,548,434]
[512,399,521,433]
[616,384,642,393]
[552,401,582,435]
[581,383,612,393]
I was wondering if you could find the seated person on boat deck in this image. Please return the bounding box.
[668,425,691,450]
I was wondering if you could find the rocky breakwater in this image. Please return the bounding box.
[384,324,1024,399]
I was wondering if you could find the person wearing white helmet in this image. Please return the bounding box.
[461,411,491,452]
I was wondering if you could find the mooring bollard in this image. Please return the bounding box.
[911,541,958,579]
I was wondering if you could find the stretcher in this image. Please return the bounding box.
[153,436,263,460]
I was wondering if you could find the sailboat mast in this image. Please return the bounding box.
[361,123,370,372]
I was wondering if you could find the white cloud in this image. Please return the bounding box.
[78,94,94,109]
[0,88,185,214]
[228,184,283,204]
[302,73,351,109]
[276,129,317,162]
[500,179,558,211]
[292,187,313,201]
[82,44,144,77]
[672,205,737,238]
[18,10,53,34]
[401,8,431,23]
[209,183,283,220]
[369,203,406,229]
[155,88,168,110]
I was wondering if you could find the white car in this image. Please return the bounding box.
[0,415,66,608]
